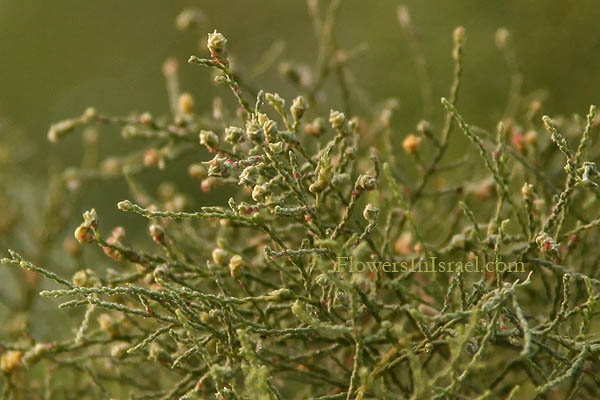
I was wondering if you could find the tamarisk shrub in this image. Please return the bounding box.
[2,3,600,399]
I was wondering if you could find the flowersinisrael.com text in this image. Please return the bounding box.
[333,256,525,274]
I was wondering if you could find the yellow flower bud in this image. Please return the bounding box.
[0,350,22,373]
[291,96,308,121]
[229,255,244,279]
[212,248,230,267]
[362,203,379,222]
[199,130,219,151]
[402,133,422,154]
[329,110,346,129]
[252,185,268,202]
[74,224,93,243]
[207,30,227,57]
[139,112,153,126]
[178,93,195,115]
[495,27,510,49]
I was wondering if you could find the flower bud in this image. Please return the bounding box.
[252,184,268,202]
[309,165,332,193]
[521,183,534,201]
[416,120,432,135]
[304,117,326,136]
[74,224,93,243]
[348,117,360,132]
[201,177,219,192]
[48,119,76,143]
[246,120,264,143]
[356,174,376,191]
[238,165,258,186]
[453,26,465,46]
[256,112,268,126]
[236,202,255,215]
[380,109,393,127]
[143,148,163,168]
[81,107,96,121]
[229,255,244,279]
[204,154,231,178]
[525,130,537,146]
[110,342,130,359]
[175,8,206,31]
[149,224,165,244]
[536,233,558,253]
[402,133,422,154]
[291,96,308,121]
[74,209,99,243]
[362,203,379,222]
[49,108,91,131]
[0,350,22,374]
[511,130,525,154]
[268,288,294,302]
[178,93,195,115]
[329,110,346,130]
[188,163,208,180]
[199,130,219,151]
[268,141,284,154]
[453,26,466,61]
[214,75,228,85]
[207,30,227,57]
[265,92,285,109]
[397,6,410,29]
[121,125,138,139]
[495,27,510,49]
[139,112,153,126]
[102,227,125,260]
[83,208,98,228]
[224,126,245,144]
[117,199,133,211]
[263,119,278,142]
[162,58,178,77]
[101,157,121,175]
[212,248,230,267]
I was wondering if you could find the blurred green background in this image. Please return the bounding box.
[3,0,600,156]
